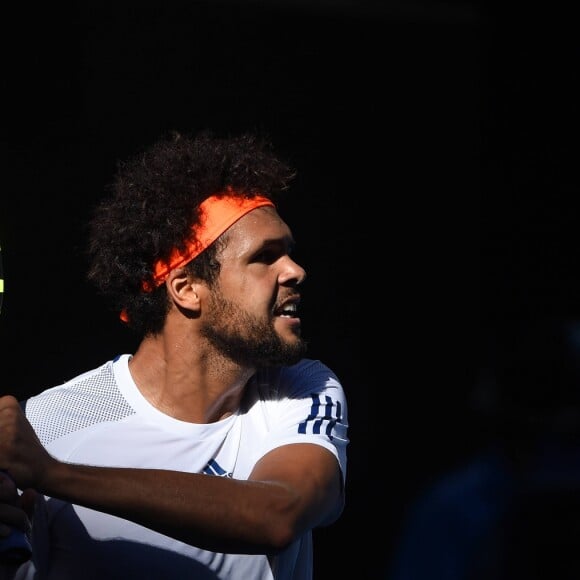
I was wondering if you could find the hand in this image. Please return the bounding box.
[0,395,55,491]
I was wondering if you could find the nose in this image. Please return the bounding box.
[280,255,306,286]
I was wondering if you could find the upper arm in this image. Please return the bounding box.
[249,442,344,533]
[243,360,348,543]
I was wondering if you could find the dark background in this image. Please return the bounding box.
[1,1,579,578]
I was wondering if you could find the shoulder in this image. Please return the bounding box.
[245,359,349,488]
[25,358,118,406]
[254,359,344,399]
[23,356,135,445]
[247,359,348,435]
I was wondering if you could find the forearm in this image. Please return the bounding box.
[39,461,298,554]
[1,396,340,556]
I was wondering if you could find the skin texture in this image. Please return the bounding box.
[0,206,343,557]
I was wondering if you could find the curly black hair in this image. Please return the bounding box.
[87,130,296,336]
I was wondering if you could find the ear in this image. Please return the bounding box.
[165,268,202,313]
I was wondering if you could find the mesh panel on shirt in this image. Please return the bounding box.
[25,363,135,446]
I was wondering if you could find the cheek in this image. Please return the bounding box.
[217,277,256,310]
[219,267,276,305]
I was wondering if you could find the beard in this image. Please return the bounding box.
[200,290,308,368]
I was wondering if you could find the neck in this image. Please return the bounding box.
[128,333,255,423]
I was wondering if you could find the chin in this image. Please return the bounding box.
[280,330,302,345]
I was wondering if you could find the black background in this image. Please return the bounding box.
[1,1,579,578]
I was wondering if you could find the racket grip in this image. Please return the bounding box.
[0,529,32,565]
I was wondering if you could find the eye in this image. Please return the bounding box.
[251,239,293,265]
[253,249,279,264]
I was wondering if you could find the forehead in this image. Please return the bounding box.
[228,206,290,237]
[221,206,293,251]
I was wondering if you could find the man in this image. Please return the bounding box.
[0,131,348,579]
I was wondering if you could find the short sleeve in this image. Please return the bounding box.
[254,359,349,495]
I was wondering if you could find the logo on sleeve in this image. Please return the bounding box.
[298,394,343,440]
[203,459,233,478]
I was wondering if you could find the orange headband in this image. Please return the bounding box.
[119,194,274,322]
[150,194,274,288]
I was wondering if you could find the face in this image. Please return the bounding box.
[199,206,308,367]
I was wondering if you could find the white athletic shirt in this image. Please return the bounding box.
[14,355,348,580]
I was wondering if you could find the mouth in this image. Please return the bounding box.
[274,297,300,318]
